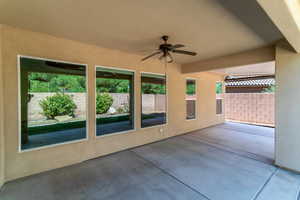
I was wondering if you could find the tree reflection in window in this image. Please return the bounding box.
[19,57,87,150]
[95,67,135,136]
[141,73,167,128]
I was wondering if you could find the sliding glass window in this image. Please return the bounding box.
[19,56,87,150]
[141,73,167,128]
[186,79,196,120]
[96,67,134,136]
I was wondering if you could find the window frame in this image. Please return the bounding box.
[17,55,89,153]
[140,71,168,129]
[185,78,197,121]
[216,81,223,115]
[95,65,136,138]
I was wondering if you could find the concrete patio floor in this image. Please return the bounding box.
[1,122,300,200]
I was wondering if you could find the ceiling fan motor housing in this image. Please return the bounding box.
[159,43,173,54]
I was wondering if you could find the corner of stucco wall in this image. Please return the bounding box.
[0,24,5,188]
[275,39,300,172]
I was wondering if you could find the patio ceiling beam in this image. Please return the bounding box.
[257,0,300,53]
[181,46,275,74]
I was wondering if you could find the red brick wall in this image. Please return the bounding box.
[225,93,274,126]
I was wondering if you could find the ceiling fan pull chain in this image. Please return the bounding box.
[164,56,167,78]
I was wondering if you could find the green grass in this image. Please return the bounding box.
[28,120,86,136]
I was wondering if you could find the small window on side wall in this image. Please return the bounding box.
[216,82,223,115]
[95,66,135,136]
[141,73,167,128]
[186,79,196,120]
[19,56,87,151]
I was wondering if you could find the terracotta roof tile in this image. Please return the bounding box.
[225,78,275,87]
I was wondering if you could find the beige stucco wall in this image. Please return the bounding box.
[1,25,224,183]
[0,25,5,188]
[275,41,300,171]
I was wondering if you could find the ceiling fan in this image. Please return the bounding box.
[141,35,197,63]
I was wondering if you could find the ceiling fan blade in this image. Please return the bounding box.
[141,51,161,61]
[172,50,197,56]
[171,44,185,49]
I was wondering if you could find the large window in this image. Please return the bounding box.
[96,67,134,136]
[216,82,223,115]
[141,73,167,128]
[19,56,87,150]
[186,79,196,120]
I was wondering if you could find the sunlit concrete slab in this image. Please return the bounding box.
[133,137,276,200]
[183,125,274,162]
[215,122,274,138]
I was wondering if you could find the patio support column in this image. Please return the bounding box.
[275,41,300,171]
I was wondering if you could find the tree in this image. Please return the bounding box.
[29,72,86,93]
[96,93,113,114]
[39,93,77,119]
[141,83,166,94]
[263,84,275,93]
[29,72,167,95]
[186,84,195,95]
[96,79,129,93]
[216,82,223,94]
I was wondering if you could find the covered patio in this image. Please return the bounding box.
[2,123,295,200]
[1,0,300,199]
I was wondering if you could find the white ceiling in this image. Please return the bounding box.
[211,61,275,76]
[0,0,282,64]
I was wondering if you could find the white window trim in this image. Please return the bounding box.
[17,55,89,153]
[185,77,197,121]
[95,65,136,139]
[140,71,168,129]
